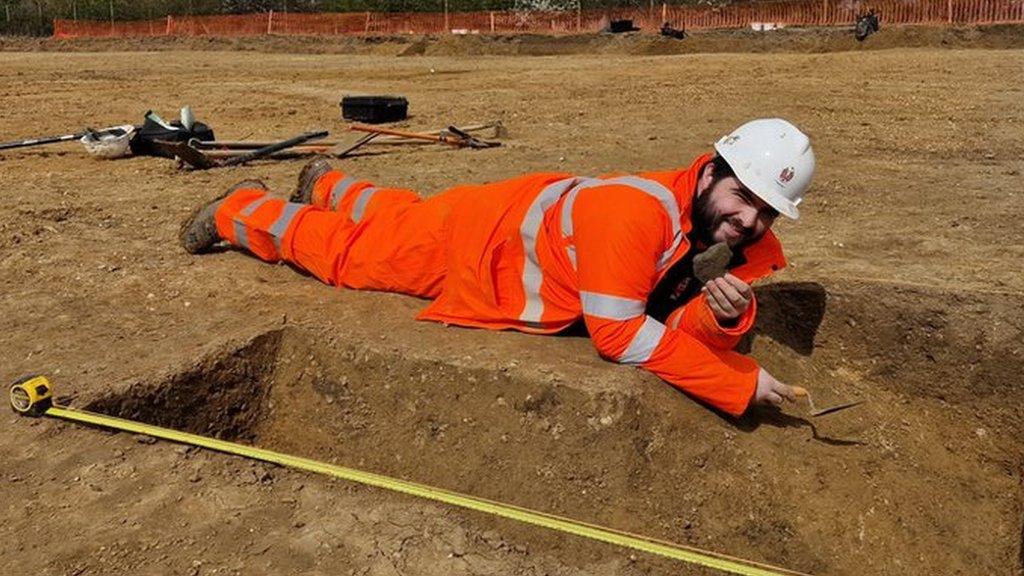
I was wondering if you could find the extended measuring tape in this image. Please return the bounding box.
[10,376,809,576]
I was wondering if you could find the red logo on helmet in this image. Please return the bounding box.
[778,167,795,184]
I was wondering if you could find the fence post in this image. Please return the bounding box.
[364,11,370,34]
[947,0,953,23]
[166,15,171,35]
[662,3,667,24]
[490,11,495,32]
[267,10,274,34]
[577,1,582,30]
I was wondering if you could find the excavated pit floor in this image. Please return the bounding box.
[87,281,1024,575]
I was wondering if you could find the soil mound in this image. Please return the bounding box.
[3,24,1022,55]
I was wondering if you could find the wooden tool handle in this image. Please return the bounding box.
[350,124,439,142]
[349,123,473,148]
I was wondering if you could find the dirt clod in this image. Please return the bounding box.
[693,241,734,283]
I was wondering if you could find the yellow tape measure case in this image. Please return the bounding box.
[9,375,53,416]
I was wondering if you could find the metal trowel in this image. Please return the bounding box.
[791,386,863,417]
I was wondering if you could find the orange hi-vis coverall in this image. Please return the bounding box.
[213,153,786,415]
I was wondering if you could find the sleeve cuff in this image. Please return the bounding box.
[672,293,757,350]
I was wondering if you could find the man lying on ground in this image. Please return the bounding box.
[180,118,815,416]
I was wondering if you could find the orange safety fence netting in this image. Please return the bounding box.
[52,0,1024,39]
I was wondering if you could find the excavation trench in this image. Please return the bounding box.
[89,280,1023,575]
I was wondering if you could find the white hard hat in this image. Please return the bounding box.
[80,125,136,159]
[713,118,815,219]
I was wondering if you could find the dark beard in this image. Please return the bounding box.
[691,192,757,249]
[691,191,721,247]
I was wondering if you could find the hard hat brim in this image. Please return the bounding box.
[754,188,800,220]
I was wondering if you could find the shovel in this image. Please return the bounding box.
[791,386,863,417]
[153,130,329,169]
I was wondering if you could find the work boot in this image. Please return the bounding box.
[179,179,268,254]
[289,156,333,204]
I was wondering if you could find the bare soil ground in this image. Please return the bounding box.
[0,33,1022,575]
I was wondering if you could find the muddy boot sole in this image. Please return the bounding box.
[289,157,333,204]
[179,179,268,254]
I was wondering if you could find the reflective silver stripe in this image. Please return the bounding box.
[559,184,584,268]
[619,316,666,365]
[518,178,578,325]
[351,186,379,223]
[268,202,304,250]
[560,176,681,271]
[330,176,357,210]
[580,291,645,321]
[232,196,270,250]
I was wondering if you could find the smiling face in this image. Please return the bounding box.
[692,159,779,248]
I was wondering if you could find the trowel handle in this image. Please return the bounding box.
[791,385,809,398]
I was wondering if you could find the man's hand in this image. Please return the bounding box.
[754,368,796,406]
[701,273,753,323]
